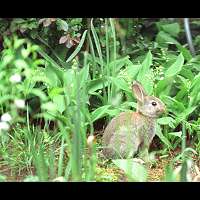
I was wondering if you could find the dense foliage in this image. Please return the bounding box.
[0,18,199,182]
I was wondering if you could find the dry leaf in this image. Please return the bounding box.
[59,36,68,44]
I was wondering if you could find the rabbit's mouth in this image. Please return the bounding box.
[156,109,165,116]
[140,111,160,118]
[144,110,165,118]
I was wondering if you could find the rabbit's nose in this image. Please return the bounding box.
[160,106,166,113]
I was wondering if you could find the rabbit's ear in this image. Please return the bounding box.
[132,81,147,103]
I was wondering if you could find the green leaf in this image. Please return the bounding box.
[0,174,6,182]
[49,87,64,98]
[105,109,121,117]
[156,31,179,47]
[56,19,69,32]
[137,51,152,81]
[161,23,180,37]
[90,19,103,66]
[126,64,141,79]
[38,48,64,84]
[110,77,131,94]
[91,105,111,122]
[176,44,192,62]
[108,56,130,73]
[155,77,173,96]
[156,124,172,149]
[14,59,29,69]
[79,65,89,88]
[44,64,62,87]
[66,30,88,63]
[121,102,137,109]
[179,67,194,81]
[87,78,108,94]
[52,95,66,114]
[158,117,175,125]
[161,96,186,116]
[177,106,197,121]
[163,164,177,181]
[137,51,154,94]
[165,53,184,77]
[168,131,182,138]
[112,159,147,182]
[41,102,57,112]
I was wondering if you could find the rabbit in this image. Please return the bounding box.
[102,81,166,162]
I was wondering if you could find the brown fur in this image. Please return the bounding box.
[102,81,165,160]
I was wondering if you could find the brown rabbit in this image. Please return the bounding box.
[102,81,165,162]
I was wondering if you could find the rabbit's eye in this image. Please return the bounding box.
[152,101,157,106]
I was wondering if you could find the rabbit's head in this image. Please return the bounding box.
[132,81,166,118]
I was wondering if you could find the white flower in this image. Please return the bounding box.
[1,113,12,122]
[0,121,10,131]
[87,135,95,146]
[14,99,25,108]
[9,74,21,83]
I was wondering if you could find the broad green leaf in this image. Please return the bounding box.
[14,59,29,69]
[179,68,194,81]
[168,131,182,138]
[126,64,141,79]
[38,48,64,84]
[110,77,131,94]
[137,51,154,94]
[14,38,26,49]
[105,109,121,117]
[56,19,69,32]
[156,124,172,149]
[63,69,75,86]
[165,53,184,77]
[91,105,111,122]
[87,78,108,94]
[190,72,200,89]
[112,159,147,182]
[109,56,130,73]
[49,87,64,98]
[44,64,62,87]
[52,95,66,114]
[155,77,173,96]
[158,117,175,125]
[121,102,137,109]
[178,106,197,120]
[176,44,192,62]
[41,102,57,112]
[156,31,180,46]
[161,23,180,37]
[137,51,152,81]
[1,54,14,67]
[162,96,186,116]
[0,174,6,182]
[66,30,88,63]
[175,87,188,102]
[190,73,200,105]
[163,164,177,181]
[79,65,89,88]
